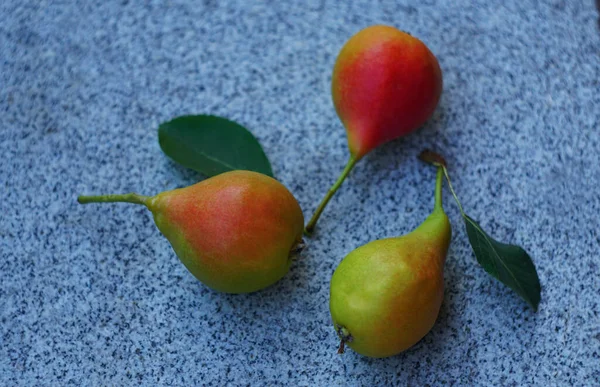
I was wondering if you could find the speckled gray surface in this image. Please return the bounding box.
[1,0,599,385]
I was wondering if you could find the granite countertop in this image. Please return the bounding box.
[1,1,599,385]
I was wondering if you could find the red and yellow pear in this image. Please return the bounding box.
[78,170,304,294]
[306,25,443,234]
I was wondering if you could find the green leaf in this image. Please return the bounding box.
[464,215,541,310]
[158,115,273,178]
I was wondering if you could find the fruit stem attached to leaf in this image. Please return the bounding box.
[77,193,150,206]
[305,155,359,235]
[442,167,465,218]
[419,149,541,311]
[418,150,464,217]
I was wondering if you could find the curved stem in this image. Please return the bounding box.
[305,155,359,235]
[77,193,150,206]
[434,167,444,211]
[442,166,466,217]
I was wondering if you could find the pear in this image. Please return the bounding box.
[332,25,443,158]
[329,167,450,357]
[306,25,443,234]
[78,170,305,294]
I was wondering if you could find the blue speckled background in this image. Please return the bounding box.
[1,0,599,385]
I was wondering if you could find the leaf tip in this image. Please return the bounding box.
[464,215,542,313]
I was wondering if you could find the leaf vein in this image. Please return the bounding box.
[465,216,529,299]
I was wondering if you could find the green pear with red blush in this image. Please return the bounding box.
[78,170,305,294]
[330,167,450,358]
[305,25,443,234]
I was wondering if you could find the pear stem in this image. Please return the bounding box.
[441,167,466,217]
[434,167,444,211]
[77,193,150,206]
[305,155,359,235]
[419,150,466,218]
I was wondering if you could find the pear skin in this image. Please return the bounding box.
[79,170,304,294]
[329,168,450,357]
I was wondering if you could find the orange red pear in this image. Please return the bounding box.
[78,171,304,294]
[306,25,442,234]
